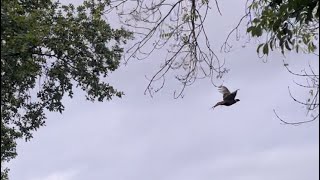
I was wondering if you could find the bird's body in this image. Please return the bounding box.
[212,86,240,109]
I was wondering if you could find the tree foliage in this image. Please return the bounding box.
[246,0,319,55]
[1,0,132,178]
[242,0,319,124]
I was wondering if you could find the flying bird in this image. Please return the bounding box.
[212,86,240,109]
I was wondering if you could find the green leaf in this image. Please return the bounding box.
[308,43,316,52]
[269,39,274,51]
[251,26,261,37]
[257,43,264,53]
[262,44,269,55]
[247,26,255,33]
[257,28,263,36]
[284,41,292,50]
[295,45,299,53]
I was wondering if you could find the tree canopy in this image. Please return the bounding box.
[1,0,132,179]
[246,0,318,55]
[244,0,319,123]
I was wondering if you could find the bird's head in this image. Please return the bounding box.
[235,99,240,102]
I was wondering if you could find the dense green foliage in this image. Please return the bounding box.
[1,0,132,178]
[247,0,319,55]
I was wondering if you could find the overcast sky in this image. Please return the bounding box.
[8,0,319,180]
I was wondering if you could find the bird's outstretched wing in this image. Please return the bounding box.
[218,86,231,100]
[224,90,238,101]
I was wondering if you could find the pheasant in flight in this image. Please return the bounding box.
[212,86,240,109]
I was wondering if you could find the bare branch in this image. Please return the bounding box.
[221,12,250,53]
[109,0,225,98]
[214,0,222,16]
[278,59,319,125]
[273,109,319,125]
